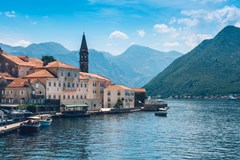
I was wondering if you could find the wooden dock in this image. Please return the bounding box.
[0,120,27,136]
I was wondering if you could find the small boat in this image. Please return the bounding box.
[19,119,41,133]
[228,95,237,100]
[155,107,167,117]
[143,97,168,111]
[39,114,52,126]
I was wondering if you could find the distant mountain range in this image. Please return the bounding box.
[145,26,240,97]
[0,42,182,87]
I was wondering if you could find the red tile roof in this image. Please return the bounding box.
[46,61,78,70]
[1,53,43,67]
[0,72,15,80]
[23,69,56,78]
[80,72,111,82]
[132,88,146,93]
[106,85,133,91]
[7,78,28,88]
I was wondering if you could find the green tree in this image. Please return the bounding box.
[41,55,56,63]
[114,99,123,109]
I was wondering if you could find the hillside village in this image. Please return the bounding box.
[0,34,146,113]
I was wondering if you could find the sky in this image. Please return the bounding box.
[0,0,240,55]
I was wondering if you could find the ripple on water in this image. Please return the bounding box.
[1,100,240,160]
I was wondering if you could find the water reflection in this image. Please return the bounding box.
[0,100,240,159]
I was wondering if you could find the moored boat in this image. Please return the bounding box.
[19,120,40,133]
[155,107,168,117]
[39,114,52,126]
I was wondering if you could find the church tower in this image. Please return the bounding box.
[79,33,89,73]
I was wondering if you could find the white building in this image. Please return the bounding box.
[104,85,135,109]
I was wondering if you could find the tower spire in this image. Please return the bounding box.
[79,32,89,73]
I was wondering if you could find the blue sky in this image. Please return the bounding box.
[0,0,240,55]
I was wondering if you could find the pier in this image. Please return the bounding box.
[0,121,26,136]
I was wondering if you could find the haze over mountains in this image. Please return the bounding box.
[0,43,182,87]
[145,26,240,98]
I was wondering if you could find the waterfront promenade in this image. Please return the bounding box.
[0,121,26,136]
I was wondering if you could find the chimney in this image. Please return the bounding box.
[43,62,48,66]
[18,56,29,62]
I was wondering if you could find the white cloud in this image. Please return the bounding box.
[14,40,32,47]
[185,34,212,48]
[137,30,145,37]
[163,42,180,47]
[109,31,129,40]
[235,22,240,28]
[4,11,16,18]
[153,24,176,33]
[178,18,199,27]
[181,6,240,27]
[0,39,32,47]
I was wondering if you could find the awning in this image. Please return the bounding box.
[65,104,89,108]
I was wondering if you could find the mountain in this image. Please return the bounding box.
[145,26,240,97]
[104,45,182,87]
[0,42,182,87]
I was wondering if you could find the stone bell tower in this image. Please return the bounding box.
[79,33,89,73]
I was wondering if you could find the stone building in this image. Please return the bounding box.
[0,50,43,77]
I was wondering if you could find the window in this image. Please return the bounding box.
[49,82,51,87]
[76,95,79,99]
[39,91,42,95]
[9,90,13,95]
[59,83,61,87]
[61,72,63,76]
[84,95,86,99]
[108,98,111,102]
[81,84,83,87]
[77,83,79,87]
[36,82,39,89]
[81,95,83,99]
[85,84,87,88]
[63,95,65,99]
[1,90,5,95]
[108,91,111,96]
[72,83,75,87]
[48,95,51,99]
[54,82,56,87]
[53,95,56,99]
[64,83,66,87]
[68,72,71,77]
[117,91,121,96]
[68,95,70,99]
[68,82,70,87]
[58,95,61,99]
[72,95,74,99]
[20,90,24,95]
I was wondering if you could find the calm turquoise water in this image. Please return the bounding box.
[1,100,240,160]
